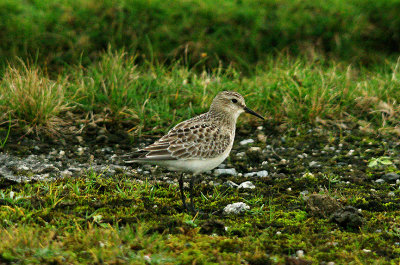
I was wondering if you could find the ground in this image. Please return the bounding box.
[0,120,399,264]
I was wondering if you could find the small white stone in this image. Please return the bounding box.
[223,202,250,214]
[143,255,152,263]
[388,192,395,197]
[362,249,371,253]
[18,165,29,171]
[287,187,292,191]
[309,161,320,168]
[240,139,254,145]
[214,168,237,176]
[238,181,255,189]
[236,152,246,159]
[248,147,261,152]
[296,250,304,258]
[76,147,85,156]
[60,170,72,178]
[276,231,281,235]
[300,190,309,196]
[224,180,239,188]
[244,172,256,177]
[256,170,269,177]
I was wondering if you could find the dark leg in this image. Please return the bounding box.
[189,175,196,212]
[179,174,188,210]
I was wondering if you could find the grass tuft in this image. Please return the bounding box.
[0,62,68,135]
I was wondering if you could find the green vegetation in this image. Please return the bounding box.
[0,156,399,264]
[1,51,400,135]
[1,0,400,71]
[1,0,400,264]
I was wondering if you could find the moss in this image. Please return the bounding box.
[0,129,400,264]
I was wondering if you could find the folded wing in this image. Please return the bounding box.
[133,118,231,161]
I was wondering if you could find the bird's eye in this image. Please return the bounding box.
[231,98,238,103]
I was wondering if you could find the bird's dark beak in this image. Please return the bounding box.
[244,106,264,120]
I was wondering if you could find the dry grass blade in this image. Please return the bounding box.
[0,62,68,135]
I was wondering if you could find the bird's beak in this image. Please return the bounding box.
[244,106,264,120]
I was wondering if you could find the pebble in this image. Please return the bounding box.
[296,250,304,258]
[214,168,237,176]
[240,139,254,145]
[327,262,336,265]
[223,202,250,214]
[236,152,246,159]
[257,134,267,143]
[76,147,85,156]
[279,159,288,165]
[238,181,255,189]
[244,172,256,177]
[276,231,281,235]
[362,249,371,253]
[382,172,400,182]
[143,255,152,263]
[309,161,321,168]
[248,147,261,153]
[300,190,309,196]
[60,170,72,177]
[256,170,269,177]
[375,179,385,184]
[243,170,268,178]
[388,191,395,197]
[224,180,239,188]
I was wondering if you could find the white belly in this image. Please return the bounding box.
[156,148,231,174]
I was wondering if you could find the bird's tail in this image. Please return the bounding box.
[121,150,148,164]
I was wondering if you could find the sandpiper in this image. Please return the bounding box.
[127,91,264,211]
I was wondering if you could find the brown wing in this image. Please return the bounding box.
[134,117,232,161]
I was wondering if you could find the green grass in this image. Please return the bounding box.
[0,164,399,264]
[1,51,400,135]
[1,0,400,71]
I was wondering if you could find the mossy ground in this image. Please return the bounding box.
[1,127,399,264]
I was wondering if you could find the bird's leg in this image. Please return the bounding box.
[179,173,188,210]
[189,175,196,212]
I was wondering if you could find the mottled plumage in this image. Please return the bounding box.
[126,91,264,211]
[128,91,263,174]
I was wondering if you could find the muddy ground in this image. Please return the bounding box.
[0,120,400,263]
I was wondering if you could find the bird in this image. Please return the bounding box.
[126,91,264,211]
